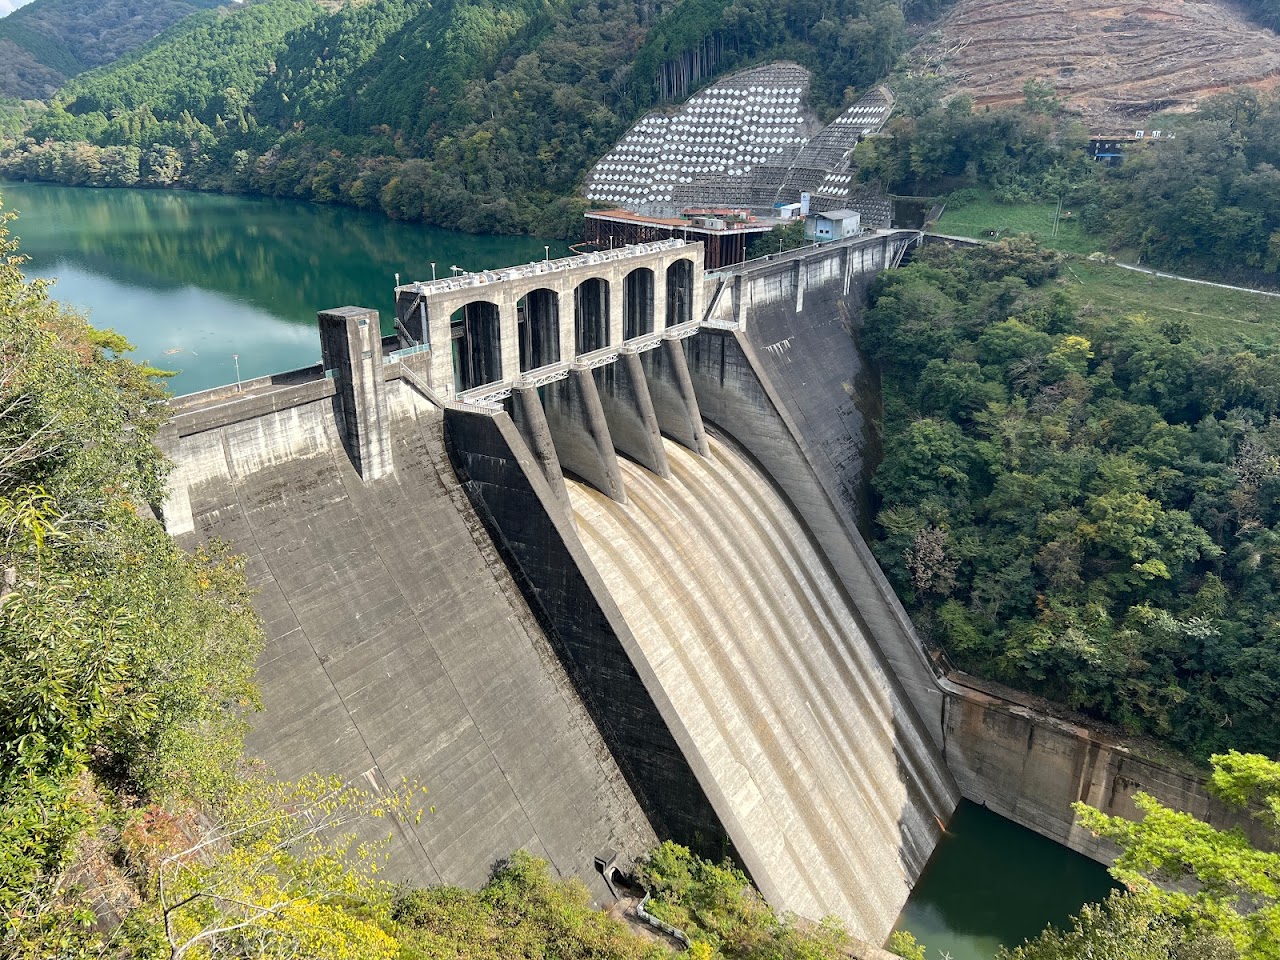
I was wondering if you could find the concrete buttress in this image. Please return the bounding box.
[640,337,710,457]
[511,383,570,511]
[542,366,627,502]
[319,306,393,481]
[593,350,671,479]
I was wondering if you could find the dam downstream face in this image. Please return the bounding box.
[565,431,955,941]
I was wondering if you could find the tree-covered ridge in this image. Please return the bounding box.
[0,0,955,235]
[0,0,226,100]
[54,0,324,119]
[864,240,1280,759]
[1238,0,1280,34]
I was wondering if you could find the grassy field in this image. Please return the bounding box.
[932,193,1105,256]
[927,190,1280,349]
[1062,259,1280,351]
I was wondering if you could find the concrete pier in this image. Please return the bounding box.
[640,337,710,457]
[543,367,626,502]
[511,384,570,511]
[319,306,392,481]
[593,351,670,479]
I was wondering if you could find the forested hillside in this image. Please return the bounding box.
[865,240,1280,760]
[0,0,949,235]
[1238,0,1280,32]
[0,0,225,99]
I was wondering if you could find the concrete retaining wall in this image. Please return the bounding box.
[944,685,1275,860]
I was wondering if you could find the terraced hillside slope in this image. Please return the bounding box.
[921,0,1280,128]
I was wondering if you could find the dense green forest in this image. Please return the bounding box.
[864,239,1280,758]
[1237,0,1280,33]
[0,0,949,235]
[0,0,225,99]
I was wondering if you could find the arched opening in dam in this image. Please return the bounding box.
[517,287,561,371]
[563,427,956,941]
[666,258,695,326]
[574,276,610,353]
[623,267,655,339]
[450,299,502,391]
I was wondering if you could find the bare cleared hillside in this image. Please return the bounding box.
[920,0,1280,129]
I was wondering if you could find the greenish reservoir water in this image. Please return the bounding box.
[896,801,1118,959]
[2,181,1116,956]
[0,182,566,394]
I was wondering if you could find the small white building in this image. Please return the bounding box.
[776,202,803,220]
[804,209,861,241]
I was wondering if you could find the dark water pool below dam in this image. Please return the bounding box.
[897,801,1116,958]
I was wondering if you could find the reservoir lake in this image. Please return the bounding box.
[2,181,566,395]
[1,180,1117,957]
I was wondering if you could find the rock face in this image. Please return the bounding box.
[921,0,1280,128]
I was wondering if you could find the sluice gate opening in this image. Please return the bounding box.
[574,277,611,354]
[623,267,655,340]
[451,300,502,393]
[517,288,561,372]
[667,258,694,327]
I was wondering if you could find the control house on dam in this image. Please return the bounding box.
[158,230,1270,951]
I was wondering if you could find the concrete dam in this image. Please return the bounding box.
[567,432,951,927]
[158,230,1261,946]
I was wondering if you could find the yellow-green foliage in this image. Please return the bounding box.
[1069,753,1280,960]
[0,198,262,940]
[638,841,849,958]
[888,930,927,960]
[391,850,666,960]
[143,775,423,960]
[999,891,1240,960]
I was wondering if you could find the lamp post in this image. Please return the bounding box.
[431,262,437,281]
[233,354,241,392]
[544,245,550,261]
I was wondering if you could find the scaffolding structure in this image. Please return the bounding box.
[584,209,774,270]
